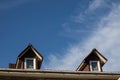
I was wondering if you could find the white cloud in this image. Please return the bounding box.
[44,44,85,70]
[81,4,120,71]
[44,1,120,71]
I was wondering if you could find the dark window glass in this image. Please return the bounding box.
[91,61,98,71]
[26,59,33,69]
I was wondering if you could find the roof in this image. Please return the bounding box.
[0,68,120,80]
[17,44,43,60]
[76,48,107,71]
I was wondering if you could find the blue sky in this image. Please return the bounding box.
[0,0,120,71]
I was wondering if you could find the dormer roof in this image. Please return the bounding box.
[76,48,107,71]
[17,44,43,60]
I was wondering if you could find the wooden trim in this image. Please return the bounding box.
[31,47,42,60]
[16,58,19,69]
[24,58,36,69]
[89,61,101,71]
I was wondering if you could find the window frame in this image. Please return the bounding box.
[89,61,101,71]
[24,58,36,69]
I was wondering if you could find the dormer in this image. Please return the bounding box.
[9,44,43,69]
[76,48,107,72]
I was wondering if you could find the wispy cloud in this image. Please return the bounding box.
[44,0,120,71]
[61,0,109,39]
[87,0,105,12]
[74,0,106,23]
[0,0,30,11]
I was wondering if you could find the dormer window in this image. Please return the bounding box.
[25,58,36,69]
[90,61,101,71]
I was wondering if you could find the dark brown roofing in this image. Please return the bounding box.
[17,44,43,59]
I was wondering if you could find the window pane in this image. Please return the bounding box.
[26,59,33,68]
[91,62,98,71]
